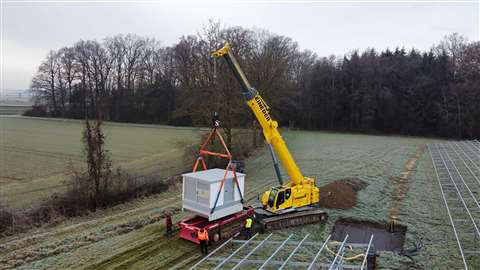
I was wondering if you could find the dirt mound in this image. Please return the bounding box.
[318,178,368,209]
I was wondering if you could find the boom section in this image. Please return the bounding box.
[212,43,304,185]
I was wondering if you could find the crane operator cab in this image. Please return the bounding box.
[265,187,291,211]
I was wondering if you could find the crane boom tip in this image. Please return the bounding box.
[211,43,231,58]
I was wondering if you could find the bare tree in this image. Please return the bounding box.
[83,118,112,210]
[434,33,468,80]
[57,47,78,116]
[31,50,60,116]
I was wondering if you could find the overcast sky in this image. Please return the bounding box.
[1,0,479,91]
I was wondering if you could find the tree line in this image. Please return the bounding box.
[29,21,480,138]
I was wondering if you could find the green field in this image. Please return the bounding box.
[0,116,202,208]
[1,118,461,269]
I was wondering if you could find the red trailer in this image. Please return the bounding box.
[178,206,254,244]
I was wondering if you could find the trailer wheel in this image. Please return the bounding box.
[212,231,221,243]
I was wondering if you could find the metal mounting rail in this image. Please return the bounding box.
[450,142,480,185]
[460,141,480,166]
[257,234,293,270]
[428,144,468,269]
[306,234,331,270]
[213,233,258,270]
[437,144,480,221]
[278,233,310,270]
[462,141,480,161]
[360,234,375,270]
[189,237,235,270]
[328,235,349,270]
[468,140,480,153]
[206,258,368,269]
[428,141,480,270]
[231,233,272,270]
[194,233,374,270]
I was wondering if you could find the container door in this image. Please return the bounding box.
[184,176,196,201]
[224,178,234,203]
[197,182,209,205]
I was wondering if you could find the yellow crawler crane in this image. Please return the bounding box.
[212,43,327,229]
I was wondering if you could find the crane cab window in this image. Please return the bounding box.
[268,188,277,208]
[285,188,291,200]
[276,191,285,208]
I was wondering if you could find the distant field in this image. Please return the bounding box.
[1,128,461,270]
[0,104,31,115]
[0,116,202,208]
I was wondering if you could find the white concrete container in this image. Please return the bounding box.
[182,168,245,221]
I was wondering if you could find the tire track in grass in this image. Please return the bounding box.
[83,233,173,270]
[1,145,83,161]
[79,207,203,270]
[0,195,181,265]
[389,145,426,222]
[159,248,201,270]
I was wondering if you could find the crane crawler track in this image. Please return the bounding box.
[256,208,328,230]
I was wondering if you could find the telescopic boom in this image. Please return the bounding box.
[211,43,304,186]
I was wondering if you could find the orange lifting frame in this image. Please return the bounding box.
[192,127,245,214]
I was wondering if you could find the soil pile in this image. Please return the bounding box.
[318,177,368,209]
